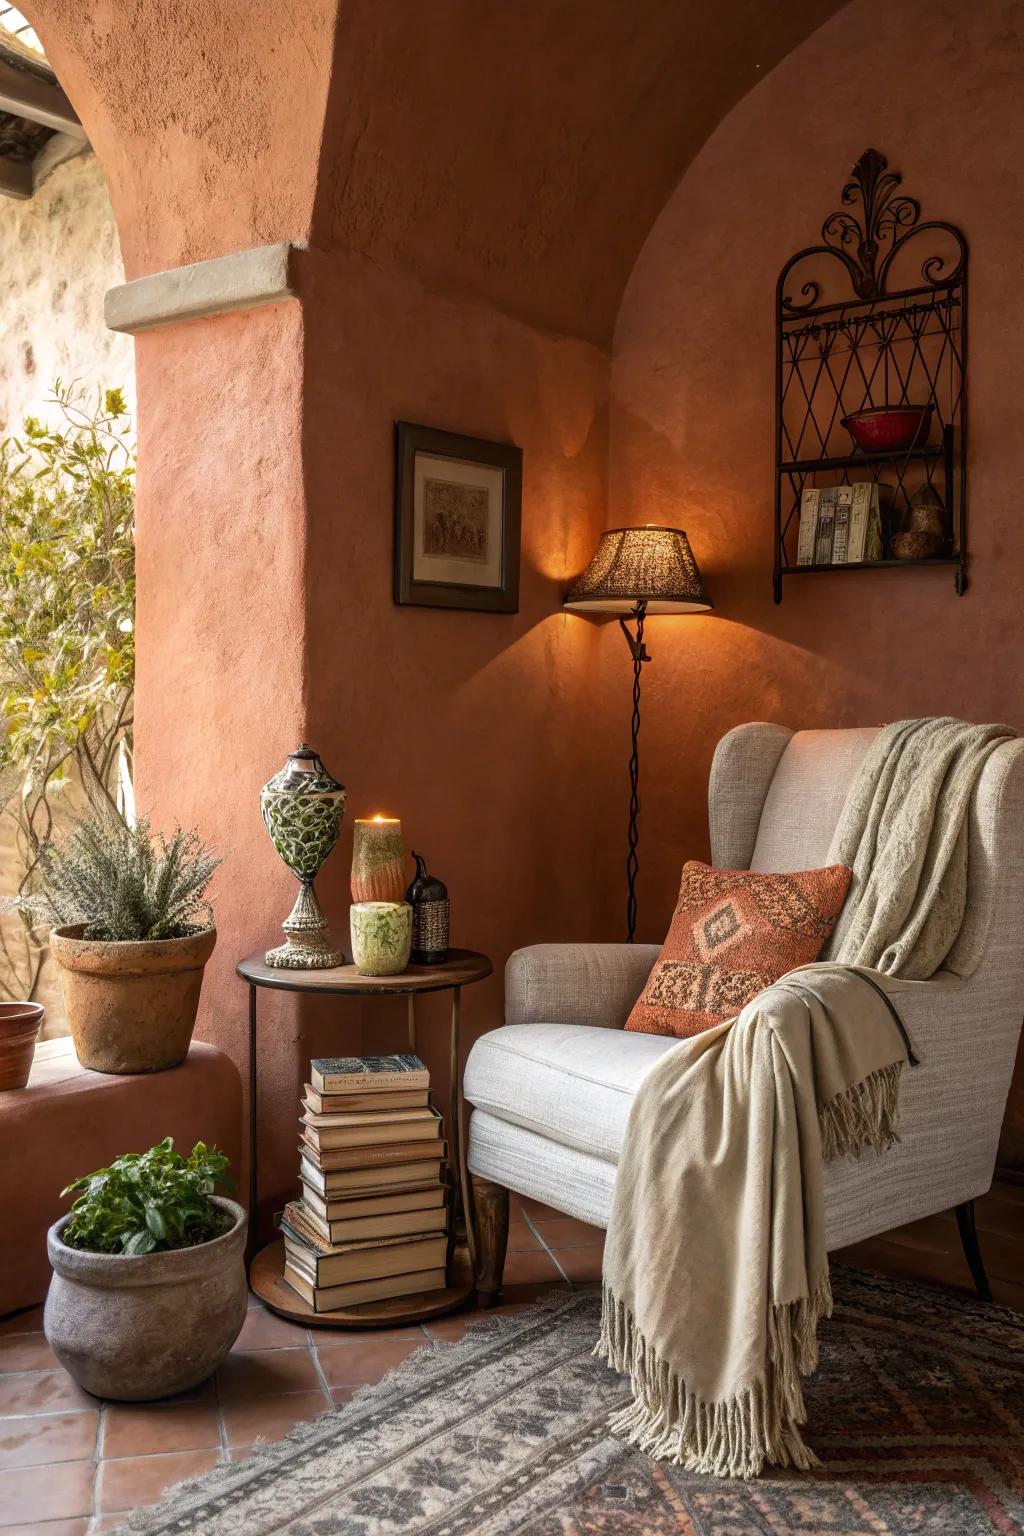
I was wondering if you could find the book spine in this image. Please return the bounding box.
[796,487,821,566]
[832,486,852,565]
[814,489,838,565]
[847,482,872,563]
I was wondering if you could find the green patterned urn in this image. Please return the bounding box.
[260,745,346,969]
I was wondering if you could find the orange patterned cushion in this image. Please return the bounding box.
[625,860,852,1039]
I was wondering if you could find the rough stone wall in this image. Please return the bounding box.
[0,148,134,430]
[0,147,133,1035]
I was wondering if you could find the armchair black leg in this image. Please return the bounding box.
[955,1201,993,1303]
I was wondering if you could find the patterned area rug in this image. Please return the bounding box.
[123,1268,1024,1535]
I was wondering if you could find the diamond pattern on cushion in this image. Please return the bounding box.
[692,897,751,962]
[626,859,852,1039]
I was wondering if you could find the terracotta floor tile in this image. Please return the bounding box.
[515,1197,562,1221]
[550,1247,603,1283]
[330,1387,355,1407]
[0,1336,58,1375]
[96,1448,222,1514]
[0,1458,94,1523]
[102,1401,221,1458]
[0,1409,97,1470]
[0,1372,96,1418]
[226,1445,255,1462]
[89,1515,136,1534]
[216,1348,320,1401]
[234,1307,310,1352]
[502,1248,562,1285]
[0,1309,44,1339]
[529,1216,605,1247]
[315,1336,424,1389]
[507,1224,542,1252]
[221,1389,329,1449]
[3,1519,90,1536]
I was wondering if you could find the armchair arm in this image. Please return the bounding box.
[505,943,660,1029]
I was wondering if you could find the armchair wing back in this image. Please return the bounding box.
[466,721,1024,1305]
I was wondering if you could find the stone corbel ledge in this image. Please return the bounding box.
[104,242,300,335]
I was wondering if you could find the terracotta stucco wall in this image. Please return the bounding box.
[607,0,1024,1159]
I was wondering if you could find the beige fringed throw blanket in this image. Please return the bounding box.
[597,717,1014,1478]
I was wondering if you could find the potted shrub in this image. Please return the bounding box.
[45,1137,246,1400]
[26,811,220,1073]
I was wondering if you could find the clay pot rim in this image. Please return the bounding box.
[0,1000,44,1024]
[47,1196,245,1287]
[51,923,216,950]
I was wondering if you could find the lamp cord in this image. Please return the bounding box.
[626,600,647,943]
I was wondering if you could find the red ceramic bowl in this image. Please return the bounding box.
[842,404,933,455]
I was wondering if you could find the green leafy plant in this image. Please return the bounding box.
[22,810,221,941]
[61,1138,234,1255]
[0,383,134,997]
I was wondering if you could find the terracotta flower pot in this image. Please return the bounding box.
[0,1000,45,1090]
[45,1197,247,1400]
[50,925,217,1075]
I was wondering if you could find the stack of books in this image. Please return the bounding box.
[280,1053,450,1312]
[796,483,884,567]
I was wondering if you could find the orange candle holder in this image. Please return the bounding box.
[351,816,405,903]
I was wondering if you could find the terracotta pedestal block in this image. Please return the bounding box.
[0,1038,243,1316]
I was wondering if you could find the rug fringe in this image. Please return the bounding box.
[595,1273,833,1479]
[819,1060,903,1162]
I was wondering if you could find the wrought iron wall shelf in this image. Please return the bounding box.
[773,150,967,603]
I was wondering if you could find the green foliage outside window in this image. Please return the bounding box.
[0,383,135,1000]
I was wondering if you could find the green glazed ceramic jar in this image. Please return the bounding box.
[350,901,412,976]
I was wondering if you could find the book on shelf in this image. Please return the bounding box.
[281,1203,448,1286]
[299,1132,447,1171]
[831,485,853,564]
[310,1054,429,1095]
[813,487,838,564]
[299,1103,443,1150]
[847,481,872,563]
[300,1182,446,1224]
[283,1263,447,1313]
[299,1152,446,1197]
[304,1084,429,1115]
[796,487,820,566]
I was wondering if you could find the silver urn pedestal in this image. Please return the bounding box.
[260,745,346,969]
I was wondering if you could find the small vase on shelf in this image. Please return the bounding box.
[260,745,346,969]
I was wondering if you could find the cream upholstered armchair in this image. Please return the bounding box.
[465,722,1024,1306]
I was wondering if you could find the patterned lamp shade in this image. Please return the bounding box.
[564,526,711,615]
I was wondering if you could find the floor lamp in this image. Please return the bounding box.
[564,525,712,943]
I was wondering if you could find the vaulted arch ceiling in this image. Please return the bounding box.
[22,0,842,342]
[314,0,845,344]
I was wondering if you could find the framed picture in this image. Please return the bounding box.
[393,422,522,613]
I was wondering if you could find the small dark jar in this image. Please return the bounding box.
[406,852,450,965]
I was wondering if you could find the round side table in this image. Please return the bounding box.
[237,948,492,1328]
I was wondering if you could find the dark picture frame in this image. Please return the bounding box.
[393,421,522,613]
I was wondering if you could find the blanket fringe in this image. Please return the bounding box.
[819,1060,903,1162]
[595,1273,833,1479]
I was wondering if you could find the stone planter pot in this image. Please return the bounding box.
[50,925,217,1074]
[44,1196,247,1400]
[0,1001,45,1089]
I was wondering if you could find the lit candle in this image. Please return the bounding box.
[351,816,405,903]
